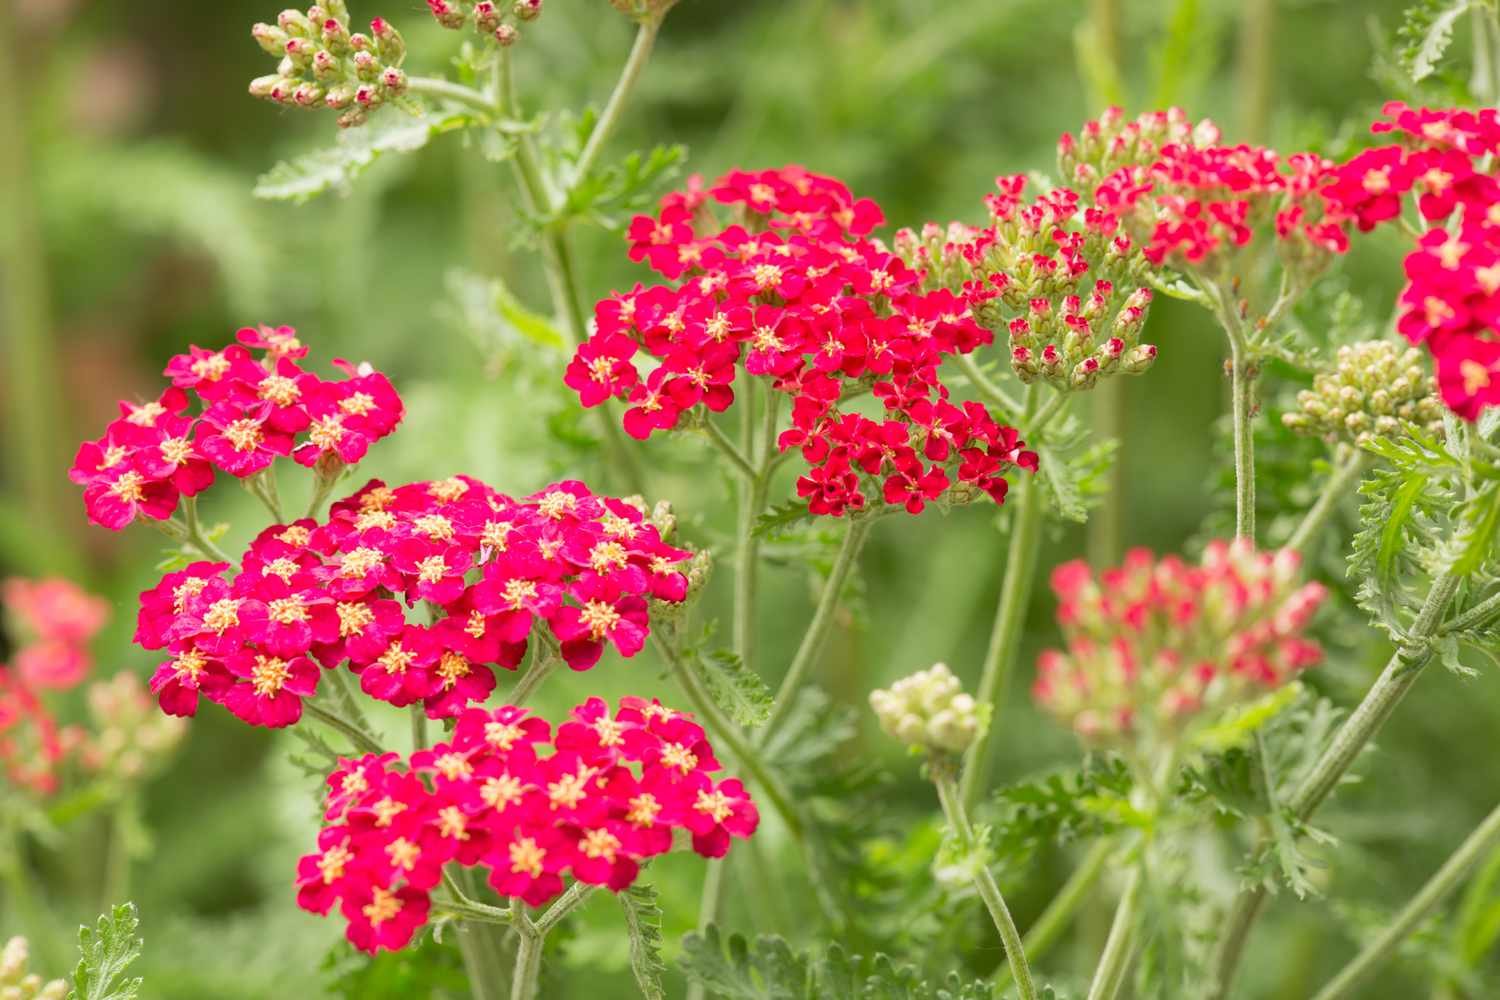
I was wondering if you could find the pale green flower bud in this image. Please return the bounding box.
[869,663,982,754]
[1283,340,1444,446]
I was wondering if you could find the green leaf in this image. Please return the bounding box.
[1399,0,1474,82]
[753,499,815,538]
[254,112,470,203]
[619,883,667,1000]
[679,926,810,1000]
[1455,484,1500,577]
[1190,682,1305,753]
[989,757,1133,864]
[696,649,774,728]
[68,903,143,1000]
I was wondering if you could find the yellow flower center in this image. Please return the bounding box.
[481,520,514,551]
[501,578,537,610]
[485,720,524,750]
[318,842,353,884]
[627,793,661,827]
[599,512,638,539]
[340,547,383,578]
[579,600,621,640]
[258,374,301,407]
[372,796,406,827]
[203,598,241,634]
[125,400,167,426]
[173,648,207,680]
[109,471,146,502]
[414,514,454,541]
[508,837,545,878]
[172,577,208,613]
[267,596,309,625]
[694,788,735,824]
[263,558,299,583]
[159,437,194,466]
[361,887,402,927]
[308,415,345,450]
[250,654,292,697]
[660,742,698,773]
[547,767,593,810]
[278,524,311,546]
[538,491,578,519]
[580,828,621,862]
[340,391,377,416]
[433,752,472,781]
[416,555,448,584]
[336,601,375,637]
[222,418,263,453]
[378,641,416,676]
[481,774,525,809]
[190,353,230,382]
[589,540,629,573]
[436,651,470,689]
[385,837,421,871]
[437,805,469,840]
[426,477,469,502]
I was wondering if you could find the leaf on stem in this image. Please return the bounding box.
[1398,0,1475,82]
[254,112,470,203]
[619,883,667,1000]
[695,649,774,729]
[68,902,144,1000]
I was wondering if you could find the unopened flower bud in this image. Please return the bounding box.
[321,16,351,52]
[248,74,283,99]
[381,67,407,95]
[278,9,313,36]
[369,17,404,60]
[1120,343,1157,375]
[251,22,289,56]
[1282,339,1443,445]
[428,0,467,29]
[474,1,501,33]
[869,662,982,754]
[495,23,519,45]
[514,0,542,20]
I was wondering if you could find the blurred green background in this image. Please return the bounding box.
[5,0,1499,997]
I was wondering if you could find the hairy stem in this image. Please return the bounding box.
[1228,336,1257,541]
[570,17,662,186]
[993,838,1114,991]
[510,913,545,1000]
[1285,449,1368,555]
[761,514,874,735]
[411,704,428,752]
[932,761,1037,1000]
[181,496,232,562]
[1312,797,1500,1000]
[1207,569,1465,998]
[1086,866,1143,1000]
[507,652,560,707]
[303,702,384,756]
[953,352,1024,420]
[959,462,1043,808]
[734,387,777,676]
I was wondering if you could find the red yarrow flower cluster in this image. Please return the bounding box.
[297,697,756,953]
[1,578,111,795]
[1322,103,1500,418]
[1033,539,1326,745]
[567,166,1038,517]
[69,326,403,532]
[138,476,691,728]
[1060,107,1352,269]
[895,176,1158,392]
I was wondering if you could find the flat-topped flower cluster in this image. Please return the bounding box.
[1323,103,1500,418]
[138,476,692,727]
[895,178,1158,392]
[1060,106,1352,269]
[69,326,403,531]
[1033,540,1327,745]
[566,166,1038,517]
[297,697,756,952]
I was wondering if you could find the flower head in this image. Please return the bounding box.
[1282,340,1445,445]
[869,662,982,754]
[295,698,756,952]
[1033,541,1326,748]
[249,3,409,128]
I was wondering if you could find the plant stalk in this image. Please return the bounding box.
[1229,335,1257,541]
[1206,569,1466,998]
[571,17,662,186]
[994,838,1114,991]
[1311,797,1500,1000]
[932,761,1037,1000]
[1285,449,1368,555]
[1086,866,1143,1000]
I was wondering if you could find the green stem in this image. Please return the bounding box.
[1229,335,1257,541]
[101,797,134,913]
[700,417,757,482]
[182,497,232,562]
[1207,569,1465,998]
[993,839,1114,991]
[534,880,598,935]
[303,702,384,756]
[570,17,662,186]
[1285,449,1368,555]
[760,514,874,735]
[0,0,72,573]
[1439,587,1500,635]
[1029,390,1069,435]
[452,868,513,999]
[305,466,345,520]
[411,704,428,752]
[1088,378,1126,566]
[1311,798,1500,1000]
[953,352,1024,419]
[932,761,1037,1000]
[959,464,1043,809]
[1086,866,1143,1000]
[734,387,776,677]
[510,913,545,1000]
[507,653,560,707]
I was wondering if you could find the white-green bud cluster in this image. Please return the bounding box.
[0,938,66,1000]
[249,4,408,128]
[869,662,980,754]
[1282,340,1444,445]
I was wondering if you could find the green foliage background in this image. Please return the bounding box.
[4,0,1499,997]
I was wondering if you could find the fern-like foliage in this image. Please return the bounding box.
[68,903,143,1000]
[1397,0,1476,82]
[620,883,668,1000]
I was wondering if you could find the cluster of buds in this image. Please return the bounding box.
[869,663,981,754]
[70,673,188,784]
[1033,541,1326,748]
[298,698,756,952]
[1059,107,1351,275]
[894,178,1158,392]
[0,938,65,1000]
[250,3,408,128]
[425,0,542,47]
[1282,340,1445,445]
